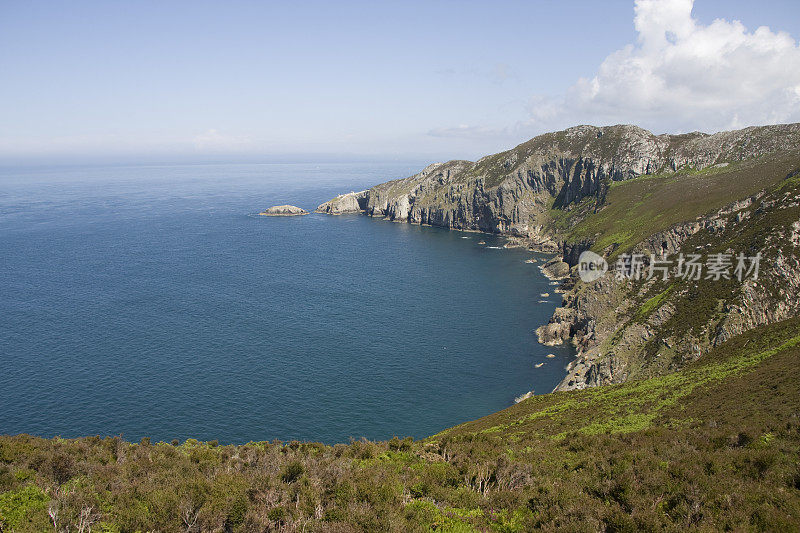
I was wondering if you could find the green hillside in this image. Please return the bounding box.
[2,318,799,532]
[554,150,800,257]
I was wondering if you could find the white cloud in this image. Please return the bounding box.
[434,0,800,140]
[554,0,800,133]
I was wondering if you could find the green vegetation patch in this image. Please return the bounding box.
[0,485,49,530]
[637,283,674,319]
[562,151,800,257]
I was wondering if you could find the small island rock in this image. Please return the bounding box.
[259,205,309,216]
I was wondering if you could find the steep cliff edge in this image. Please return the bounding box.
[318,123,800,391]
[317,124,800,240]
[316,190,369,214]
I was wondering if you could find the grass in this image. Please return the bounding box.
[637,283,674,319]
[562,151,800,257]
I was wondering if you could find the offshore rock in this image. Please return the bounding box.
[259,205,308,216]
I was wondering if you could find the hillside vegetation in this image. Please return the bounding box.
[2,318,799,532]
[556,150,800,257]
[538,149,800,391]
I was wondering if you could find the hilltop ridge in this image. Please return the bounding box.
[317,123,800,238]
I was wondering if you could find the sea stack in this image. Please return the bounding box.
[259,205,309,216]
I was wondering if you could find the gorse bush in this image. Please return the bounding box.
[0,485,49,530]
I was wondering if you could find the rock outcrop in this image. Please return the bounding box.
[315,191,368,214]
[539,258,570,280]
[259,205,308,216]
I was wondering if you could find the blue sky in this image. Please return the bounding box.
[1,0,799,162]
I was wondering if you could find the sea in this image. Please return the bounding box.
[0,161,575,444]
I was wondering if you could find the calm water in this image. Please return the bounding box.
[0,162,574,444]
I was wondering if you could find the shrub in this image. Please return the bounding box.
[280,461,304,484]
[267,506,286,522]
[0,484,49,530]
[46,453,74,485]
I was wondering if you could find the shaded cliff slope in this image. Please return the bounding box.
[540,154,800,391]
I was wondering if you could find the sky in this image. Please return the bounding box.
[1,0,799,163]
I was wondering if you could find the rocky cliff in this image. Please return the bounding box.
[545,182,800,391]
[317,124,800,239]
[318,123,800,391]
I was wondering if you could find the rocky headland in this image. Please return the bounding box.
[318,123,800,392]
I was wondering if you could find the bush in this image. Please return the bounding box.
[280,461,304,484]
[267,506,286,522]
[0,484,49,530]
[46,452,74,485]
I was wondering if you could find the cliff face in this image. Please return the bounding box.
[316,190,369,214]
[318,123,800,391]
[547,184,800,391]
[317,124,800,239]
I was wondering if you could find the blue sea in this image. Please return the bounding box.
[0,162,574,444]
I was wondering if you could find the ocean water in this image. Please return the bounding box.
[0,162,575,444]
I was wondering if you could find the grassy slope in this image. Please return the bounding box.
[2,319,799,531]
[437,317,800,441]
[558,150,800,256]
